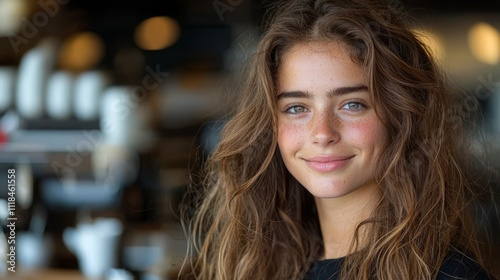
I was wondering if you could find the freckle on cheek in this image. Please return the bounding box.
[331,116,342,130]
[351,120,383,143]
[281,124,304,145]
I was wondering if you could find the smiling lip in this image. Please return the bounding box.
[304,155,354,173]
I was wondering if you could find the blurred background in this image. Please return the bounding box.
[0,0,499,279]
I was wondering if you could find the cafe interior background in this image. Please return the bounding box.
[0,0,499,279]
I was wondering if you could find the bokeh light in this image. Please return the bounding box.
[468,22,500,65]
[134,16,180,51]
[0,0,29,35]
[58,32,105,71]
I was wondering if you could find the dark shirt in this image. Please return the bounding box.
[304,250,491,280]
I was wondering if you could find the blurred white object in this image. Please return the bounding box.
[18,205,51,269]
[16,161,33,209]
[123,231,168,277]
[0,67,16,113]
[63,218,123,279]
[106,268,134,280]
[0,110,20,133]
[0,200,7,222]
[16,39,57,119]
[17,232,53,269]
[100,86,135,147]
[100,86,156,151]
[46,71,74,119]
[74,71,110,120]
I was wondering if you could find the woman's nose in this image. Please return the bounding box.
[310,111,340,145]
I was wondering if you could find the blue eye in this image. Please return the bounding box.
[285,105,308,114]
[342,101,365,111]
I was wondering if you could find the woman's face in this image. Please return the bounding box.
[277,41,386,199]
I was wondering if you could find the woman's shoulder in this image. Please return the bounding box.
[303,258,344,280]
[437,249,493,280]
[304,249,493,280]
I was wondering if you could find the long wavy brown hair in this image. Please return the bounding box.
[179,0,495,279]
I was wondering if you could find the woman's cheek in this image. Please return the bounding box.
[278,122,306,149]
[346,118,386,148]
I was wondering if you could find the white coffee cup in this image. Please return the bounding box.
[74,71,110,120]
[16,39,57,119]
[63,218,123,279]
[46,71,74,120]
[100,86,135,147]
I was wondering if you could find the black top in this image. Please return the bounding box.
[304,250,492,280]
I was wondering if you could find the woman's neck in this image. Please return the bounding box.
[314,182,381,260]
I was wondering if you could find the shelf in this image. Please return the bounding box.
[21,119,100,131]
[1,130,103,154]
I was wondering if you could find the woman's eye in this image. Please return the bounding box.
[342,101,365,111]
[285,105,308,114]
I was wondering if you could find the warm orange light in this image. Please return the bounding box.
[59,32,105,71]
[468,22,500,65]
[134,16,180,51]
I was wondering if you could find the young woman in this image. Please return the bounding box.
[179,0,497,279]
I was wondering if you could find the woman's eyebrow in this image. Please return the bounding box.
[277,90,312,100]
[277,85,368,100]
[327,85,368,97]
